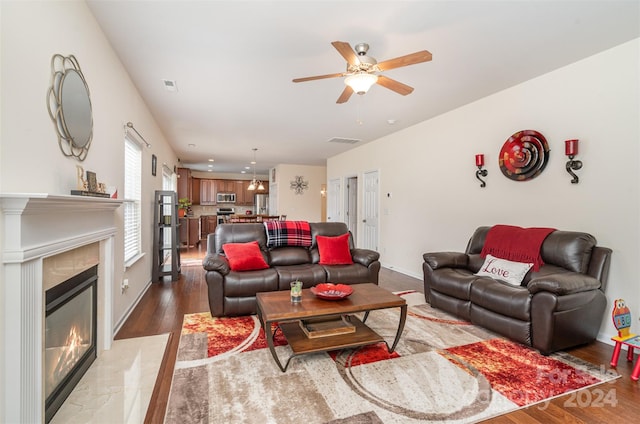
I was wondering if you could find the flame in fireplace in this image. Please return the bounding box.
[54,326,87,376]
[46,325,91,399]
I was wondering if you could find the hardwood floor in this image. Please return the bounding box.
[116,246,640,423]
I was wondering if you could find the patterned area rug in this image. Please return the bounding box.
[165,292,618,423]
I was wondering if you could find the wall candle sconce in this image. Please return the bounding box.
[565,139,583,184]
[475,154,488,187]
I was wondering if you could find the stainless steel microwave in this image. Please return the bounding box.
[217,192,236,203]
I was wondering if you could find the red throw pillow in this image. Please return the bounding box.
[317,233,353,265]
[222,241,269,271]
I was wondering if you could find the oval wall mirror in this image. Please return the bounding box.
[47,54,93,161]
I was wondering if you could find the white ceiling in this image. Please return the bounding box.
[87,1,640,175]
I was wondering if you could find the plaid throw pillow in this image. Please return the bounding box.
[264,221,312,248]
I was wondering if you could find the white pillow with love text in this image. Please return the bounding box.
[475,254,533,286]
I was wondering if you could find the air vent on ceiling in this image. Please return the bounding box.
[327,137,361,144]
[162,79,178,92]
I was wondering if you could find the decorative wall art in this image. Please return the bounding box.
[499,130,550,181]
[290,176,309,195]
[47,54,93,161]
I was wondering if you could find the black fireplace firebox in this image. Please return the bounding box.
[44,265,98,423]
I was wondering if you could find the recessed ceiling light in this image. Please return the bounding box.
[208,158,214,162]
[387,119,397,125]
[241,170,246,174]
[245,166,251,170]
[208,164,213,168]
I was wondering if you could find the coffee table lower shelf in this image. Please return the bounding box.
[279,315,383,356]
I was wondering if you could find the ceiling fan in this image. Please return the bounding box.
[293,41,432,104]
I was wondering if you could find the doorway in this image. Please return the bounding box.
[346,176,358,243]
[362,170,379,251]
[327,178,341,222]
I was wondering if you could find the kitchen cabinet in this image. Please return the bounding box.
[200,179,216,205]
[198,178,265,206]
[179,217,200,248]
[216,179,236,193]
[191,177,201,205]
[177,167,192,201]
[235,181,249,205]
[200,215,218,240]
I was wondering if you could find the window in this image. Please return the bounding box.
[124,134,142,265]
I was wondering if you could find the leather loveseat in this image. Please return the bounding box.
[203,222,380,317]
[423,226,612,354]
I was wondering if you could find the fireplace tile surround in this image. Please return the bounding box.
[1,194,122,423]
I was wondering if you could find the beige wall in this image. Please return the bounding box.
[0,1,179,410]
[328,39,640,342]
[272,164,326,221]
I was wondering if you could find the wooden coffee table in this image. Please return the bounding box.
[256,283,407,372]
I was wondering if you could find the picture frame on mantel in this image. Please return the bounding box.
[152,154,157,176]
[86,171,97,192]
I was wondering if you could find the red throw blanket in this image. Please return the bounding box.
[480,225,556,271]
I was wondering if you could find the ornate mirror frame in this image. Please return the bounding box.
[47,54,94,161]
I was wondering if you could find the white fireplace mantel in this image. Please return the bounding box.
[1,193,122,423]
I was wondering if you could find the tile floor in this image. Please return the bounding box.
[50,333,169,424]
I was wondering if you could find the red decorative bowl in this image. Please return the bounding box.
[310,283,353,300]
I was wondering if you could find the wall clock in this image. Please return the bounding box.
[499,130,550,181]
[290,176,309,195]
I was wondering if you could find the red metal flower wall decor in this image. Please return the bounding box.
[499,130,550,181]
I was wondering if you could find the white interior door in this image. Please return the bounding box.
[327,178,341,222]
[346,176,358,241]
[362,170,379,250]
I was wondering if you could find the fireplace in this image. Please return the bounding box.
[44,265,98,423]
[1,193,121,423]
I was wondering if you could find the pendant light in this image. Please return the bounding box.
[247,148,264,191]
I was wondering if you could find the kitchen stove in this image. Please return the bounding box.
[216,207,235,224]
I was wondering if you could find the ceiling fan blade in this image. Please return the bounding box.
[336,86,354,104]
[376,50,432,71]
[331,41,359,66]
[376,75,414,96]
[292,72,345,83]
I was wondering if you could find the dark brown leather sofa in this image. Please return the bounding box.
[203,222,381,316]
[423,226,612,354]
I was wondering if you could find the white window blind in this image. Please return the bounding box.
[124,135,142,264]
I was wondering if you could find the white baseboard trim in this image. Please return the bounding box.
[112,279,152,337]
[380,262,422,281]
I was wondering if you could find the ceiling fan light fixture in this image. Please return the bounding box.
[345,73,378,94]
